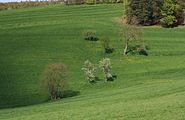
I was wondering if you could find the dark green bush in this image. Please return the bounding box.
[105,48,115,54]
[137,44,148,56]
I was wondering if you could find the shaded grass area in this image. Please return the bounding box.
[0,80,185,120]
[0,4,185,120]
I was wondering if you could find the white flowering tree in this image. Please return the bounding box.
[99,58,113,82]
[82,60,96,83]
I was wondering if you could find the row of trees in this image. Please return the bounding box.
[0,0,123,11]
[66,0,123,5]
[84,25,148,56]
[126,0,185,27]
[42,59,114,99]
[0,1,60,10]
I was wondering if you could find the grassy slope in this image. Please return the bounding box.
[0,4,185,120]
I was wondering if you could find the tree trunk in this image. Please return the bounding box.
[94,0,96,4]
[123,41,128,55]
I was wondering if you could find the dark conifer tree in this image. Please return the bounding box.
[126,0,164,25]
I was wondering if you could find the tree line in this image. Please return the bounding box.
[0,1,61,11]
[0,0,123,11]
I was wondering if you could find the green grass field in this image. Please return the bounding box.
[0,4,185,120]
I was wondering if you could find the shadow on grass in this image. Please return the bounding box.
[112,75,117,79]
[95,77,102,81]
[94,75,117,83]
[105,48,115,54]
[59,90,80,98]
[106,75,117,82]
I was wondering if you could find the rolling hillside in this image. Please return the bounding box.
[0,4,185,120]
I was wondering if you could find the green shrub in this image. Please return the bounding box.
[125,44,150,56]
[101,37,114,54]
[83,30,98,41]
[160,15,177,27]
[137,44,148,56]
[127,44,148,56]
[42,63,68,100]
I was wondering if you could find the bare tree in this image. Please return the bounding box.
[42,63,68,100]
[121,24,143,55]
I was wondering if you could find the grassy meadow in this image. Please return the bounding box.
[0,4,185,120]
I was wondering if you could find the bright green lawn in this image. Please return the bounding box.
[0,4,185,120]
